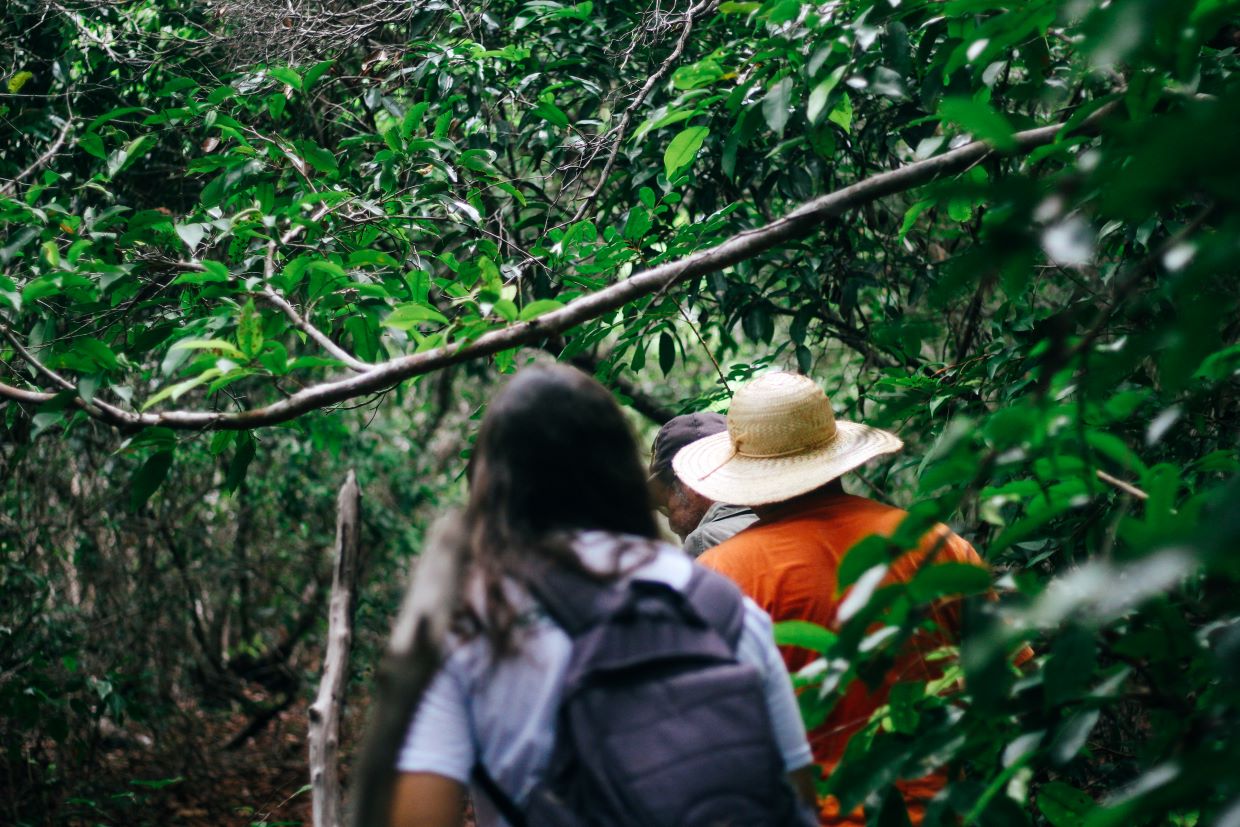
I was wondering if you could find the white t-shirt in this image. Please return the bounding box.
[396,532,813,827]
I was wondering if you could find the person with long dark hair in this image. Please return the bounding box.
[389,364,815,827]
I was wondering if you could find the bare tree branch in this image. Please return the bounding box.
[0,322,138,428]
[0,108,1116,431]
[309,471,362,827]
[1096,469,1149,500]
[258,203,371,373]
[258,285,372,373]
[0,116,74,198]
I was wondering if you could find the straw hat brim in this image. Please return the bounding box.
[672,420,904,506]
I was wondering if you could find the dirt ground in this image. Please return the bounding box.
[49,695,323,827]
[16,687,481,827]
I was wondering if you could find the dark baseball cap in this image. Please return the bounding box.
[649,412,729,482]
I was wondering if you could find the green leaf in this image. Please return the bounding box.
[7,71,33,93]
[1044,626,1096,706]
[174,261,230,285]
[887,682,923,736]
[672,59,727,91]
[907,562,991,604]
[56,338,118,372]
[79,132,106,159]
[1037,782,1095,827]
[773,620,837,652]
[347,249,400,269]
[872,785,914,827]
[623,206,652,241]
[1049,708,1101,764]
[827,93,852,133]
[1086,431,1147,475]
[762,77,793,136]
[658,331,676,376]
[796,345,812,374]
[237,300,263,358]
[533,100,570,128]
[156,77,197,97]
[86,106,147,134]
[224,433,256,494]
[518,299,564,322]
[129,776,185,790]
[838,535,892,591]
[130,451,174,510]
[141,368,223,410]
[384,302,449,329]
[169,339,246,360]
[268,66,302,90]
[663,126,710,179]
[807,65,846,124]
[40,241,59,268]
[898,200,934,242]
[174,223,205,251]
[938,98,1016,151]
[294,140,339,175]
[303,60,334,91]
[113,135,157,176]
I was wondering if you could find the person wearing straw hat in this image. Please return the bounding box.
[673,371,991,826]
[649,412,758,557]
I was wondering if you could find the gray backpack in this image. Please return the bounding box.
[472,562,816,827]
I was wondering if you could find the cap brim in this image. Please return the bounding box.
[671,421,904,506]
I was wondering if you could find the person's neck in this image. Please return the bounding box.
[752,479,848,520]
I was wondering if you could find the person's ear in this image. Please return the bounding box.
[648,476,671,510]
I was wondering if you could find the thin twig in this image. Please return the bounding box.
[566,0,717,225]
[0,117,74,197]
[1096,469,1149,501]
[674,297,731,392]
[0,322,139,428]
[259,203,371,373]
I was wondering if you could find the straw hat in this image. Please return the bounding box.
[672,372,903,506]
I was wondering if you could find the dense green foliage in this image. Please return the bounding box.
[3,0,1239,824]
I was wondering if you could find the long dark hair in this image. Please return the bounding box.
[458,363,659,654]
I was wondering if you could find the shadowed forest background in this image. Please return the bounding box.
[2,0,1239,824]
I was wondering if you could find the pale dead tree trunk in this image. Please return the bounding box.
[350,512,467,827]
[309,470,363,827]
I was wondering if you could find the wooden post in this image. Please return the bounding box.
[350,511,466,827]
[309,470,363,827]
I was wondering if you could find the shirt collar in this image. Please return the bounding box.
[753,486,852,523]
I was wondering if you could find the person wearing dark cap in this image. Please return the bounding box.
[649,413,758,557]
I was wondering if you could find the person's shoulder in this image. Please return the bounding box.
[696,519,779,577]
[834,492,908,523]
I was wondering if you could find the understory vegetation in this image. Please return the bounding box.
[2,0,1238,824]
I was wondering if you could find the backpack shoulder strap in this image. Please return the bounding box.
[683,566,746,651]
[471,763,529,827]
[521,561,614,637]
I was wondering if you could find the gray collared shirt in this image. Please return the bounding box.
[683,502,759,558]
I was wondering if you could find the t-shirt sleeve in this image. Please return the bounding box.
[395,658,475,783]
[736,597,814,772]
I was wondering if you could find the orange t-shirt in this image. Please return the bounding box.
[698,490,985,826]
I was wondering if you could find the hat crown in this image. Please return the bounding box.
[727,373,837,457]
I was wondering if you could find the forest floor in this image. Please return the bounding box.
[48,692,479,827]
[56,695,326,827]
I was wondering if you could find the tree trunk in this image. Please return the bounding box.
[308,470,362,827]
